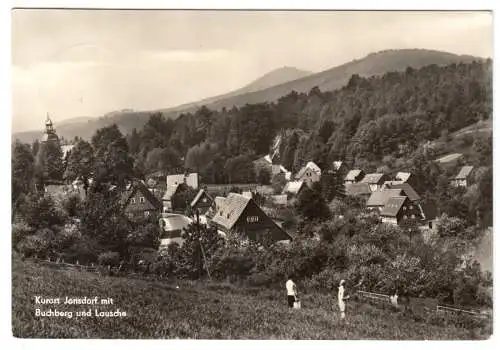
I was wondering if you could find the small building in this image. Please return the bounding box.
[366,188,404,211]
[332,161,348,175]
[210,193,292,244]
[162,183,189,213]
[158,213,193,248]
[190,189,214,215]
[295,161,322,186]
[451,166,474,188]
[345,183,372,198]
[122,181,163,219]
[360,173,388,192]
[271,194,288,206]
[344,169,365,185]
[395,172,413,184]
[282,180,307,198]
[166,172,199,190]
[380,196,422,226]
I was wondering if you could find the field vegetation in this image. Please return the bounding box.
[12,259,491,339]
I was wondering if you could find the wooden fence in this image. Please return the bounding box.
[436,304,490,319]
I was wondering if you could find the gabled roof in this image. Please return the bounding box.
[395,172,412,182]
[366,189,404,207]
[345,169,363,181]
[345,183,372,196]
[454,166,474,180]
[123,181,162,211]
[190,189,213,208]
[333,161,344,171]
[283,180,305,195]
[295,161,321,179]
[383,182,421,202]
[436,153,463,164]
[380,196,408,217]
[264,155,273,163]
[360,173,386,184]
[162,184,180,201]
[211,193,251,230]
[214,196,227,210]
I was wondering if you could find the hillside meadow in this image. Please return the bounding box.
[12,260,491,339]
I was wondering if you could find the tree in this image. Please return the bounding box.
[224,154,256,184]
[12,141,35,207]
[320,168,345,201]
[63,140,94,185]
[91,124,134,189]
[144,147,182,174]
[23,194,65,230]
[296,182,330,221]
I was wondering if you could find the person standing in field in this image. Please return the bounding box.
[338,279,350,322]
[286,276,298,308]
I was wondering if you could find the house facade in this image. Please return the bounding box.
[451,166,474,188]
[210,193,291,244]
[344,169,365,185]
[380,196,422,226]
[122,181,163,219]
[162,183,190,213]
[190,189,214,215]
[295,161,322,186]
[282,180,306,198]
[166,172,199,190]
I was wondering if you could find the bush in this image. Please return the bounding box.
[12,221,35,250]
[98,251,120,266]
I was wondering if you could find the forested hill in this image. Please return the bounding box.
[13,49,483,144]
[123,59,492,187]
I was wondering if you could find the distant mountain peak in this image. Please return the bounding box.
[241,66,313,93]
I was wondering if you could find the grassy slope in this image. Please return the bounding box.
[12,260,491,339]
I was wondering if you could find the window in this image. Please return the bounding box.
[140,197,145,203]
[247,216,259,223]
[403,206,407,211]
[144,211,150,217]
[403,215,408,219]
[411,214,415,219]
[202,198,207,203]
[409,205,413,210]
[131,198,136,204]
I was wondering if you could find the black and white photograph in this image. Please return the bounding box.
[10,7,494,340]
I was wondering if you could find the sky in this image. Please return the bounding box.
[11,10,492,132]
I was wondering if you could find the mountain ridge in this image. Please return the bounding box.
[13,49,485,144]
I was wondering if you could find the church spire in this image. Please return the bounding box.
[42,113,58,144]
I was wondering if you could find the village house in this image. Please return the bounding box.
[282,180,307,198]
[344,169,365,185]
[295,161,322,186]
[380,196,422,226]
[332,161,348,176]
[366,188,405,211]
[121,181,163,219]
[162,183,190,213]
[360,173,388,192]
[451,166,474,188]
[158,213,193,249]
[166,172,199,190]
[210,193,292,244]
[190,189,214,215]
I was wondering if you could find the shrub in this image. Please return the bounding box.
[98,251,120,266]
[12,221,35,250]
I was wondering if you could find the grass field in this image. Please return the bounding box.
[12,259,492,339]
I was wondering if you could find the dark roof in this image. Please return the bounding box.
[419,202,438,221]
[122,181,162,211]
[190,189,213,207]
[360,173,386,184]
[345,183,372,196]
[380,196,408,217]
[162,184,180,201]
[454,166,474,180]
[384,183,421,202]
[366,189,404,207]
[345,169,363,181]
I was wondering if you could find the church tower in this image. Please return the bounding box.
[41,113,60,145]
